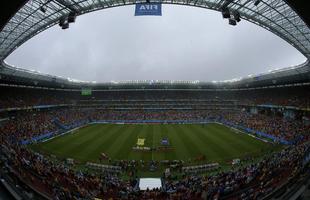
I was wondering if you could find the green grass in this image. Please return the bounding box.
[30,123,280,166]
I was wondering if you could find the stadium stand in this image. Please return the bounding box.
[0,0,309,199]
[0,84,309,199]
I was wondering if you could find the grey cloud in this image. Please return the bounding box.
[6,5,306,82]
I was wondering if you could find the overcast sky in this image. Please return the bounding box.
[5,5,306,82]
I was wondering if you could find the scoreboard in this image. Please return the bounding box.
[81,88,92,96]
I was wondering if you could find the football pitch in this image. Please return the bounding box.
[30,123,280,165]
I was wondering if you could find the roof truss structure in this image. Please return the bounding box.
[0,0,309,87]
[1,0,310,60]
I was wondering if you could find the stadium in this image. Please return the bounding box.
[0,0,310,200]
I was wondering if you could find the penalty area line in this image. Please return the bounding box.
[213,122,272,144]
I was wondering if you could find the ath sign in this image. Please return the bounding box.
[135,3,162,16]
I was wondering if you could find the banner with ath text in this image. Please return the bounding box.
[135,3,162,16]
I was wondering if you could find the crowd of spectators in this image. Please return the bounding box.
[0,112,57,143]
[0,87,72,109]
[0,101,309,199]
[162,144,309,200]
[2,133,308,199]
[222,112,309,141]
[1,86,310,109]
[0,109,308,144]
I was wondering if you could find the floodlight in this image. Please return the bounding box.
[221,7,230,19]
[40,6,46,13]
[254,0,261,6]
[229,19,237,26]
[61,22,69,29]
[59,17,66,27]
[68,11,77,23]
[233,11,241,22]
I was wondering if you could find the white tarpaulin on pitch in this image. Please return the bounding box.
[139,178,162,190]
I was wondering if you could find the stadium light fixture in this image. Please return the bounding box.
[58,11,78,30]
[233,11,241,22]
[254,0,261,6]
[68,11,77,23]
[61,22,69,29]
[40,6,46,13]
[229,19,237,26]
[59,17,66,27]
[59,17,69,30]
[221,7,230,19]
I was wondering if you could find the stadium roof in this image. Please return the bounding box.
[0,0,310,88]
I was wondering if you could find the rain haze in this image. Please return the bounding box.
[5,5,306,82]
